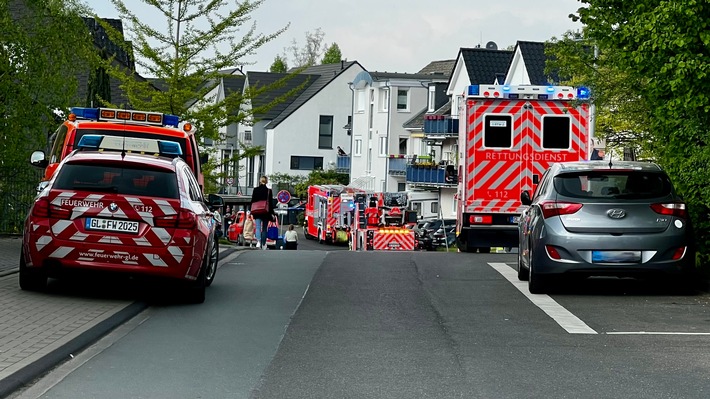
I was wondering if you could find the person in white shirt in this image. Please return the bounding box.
[284,224,298,250]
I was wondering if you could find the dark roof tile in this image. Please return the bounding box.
[459,48,513,84]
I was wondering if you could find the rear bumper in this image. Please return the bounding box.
[23,237,199,281]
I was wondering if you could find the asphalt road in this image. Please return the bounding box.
[13,250,710,399]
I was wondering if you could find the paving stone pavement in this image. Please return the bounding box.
[0,235,240,398]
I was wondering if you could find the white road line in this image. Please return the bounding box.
[606,332,710,336]
[488,262,598,335]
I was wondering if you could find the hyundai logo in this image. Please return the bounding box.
[109,202,118,213]
[607,209,626,219]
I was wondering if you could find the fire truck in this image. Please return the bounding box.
[350,192,417,251]
[304,184,359,244]
[455,84,592,253]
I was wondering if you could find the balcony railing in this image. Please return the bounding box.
[424,115,459,135]
[336,155,350,173]
[406,164,458,186]
[387,155,406,176]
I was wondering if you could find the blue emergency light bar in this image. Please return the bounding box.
[577,86,591,99]
[69,107,181,128]
[158,141,182,156]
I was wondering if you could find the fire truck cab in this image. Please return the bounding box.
[304,184,357,245]
[456,84,592,253]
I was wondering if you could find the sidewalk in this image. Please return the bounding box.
[0,236,241,398]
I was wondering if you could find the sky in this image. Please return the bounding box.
[90,0,584,75]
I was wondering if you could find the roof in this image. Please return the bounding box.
[459,48,514,84]
[247,72,318,121]
[516,41,557,85]
[555,160,663,173]
[417,60,456,77]
[223,74,246,96]
[265,61,362,129]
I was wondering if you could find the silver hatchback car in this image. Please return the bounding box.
[518,161,695,294]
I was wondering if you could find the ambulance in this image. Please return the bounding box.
[455,84,592,253]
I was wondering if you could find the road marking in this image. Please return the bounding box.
[488,262,598,335]
[606,332,710,336]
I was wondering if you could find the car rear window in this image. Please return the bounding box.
[554,172,673,199]
[54,164,179,199]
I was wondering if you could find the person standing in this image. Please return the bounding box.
[284,224,298,250]
[250,175,275,249]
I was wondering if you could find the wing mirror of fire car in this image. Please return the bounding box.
[521,191,532,206]
[207,193,224,210]
[30,150,49,169]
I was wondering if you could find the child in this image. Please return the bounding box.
[284,224,298,250]
[242,212,256,248]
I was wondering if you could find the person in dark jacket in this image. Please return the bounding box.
[250,175,275,249]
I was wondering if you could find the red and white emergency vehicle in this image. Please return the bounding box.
[350,192,417,251]
[455,84,592,253]
[304,184,359,244]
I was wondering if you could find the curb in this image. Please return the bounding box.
[0,301,148,399]
[0,244,243,398]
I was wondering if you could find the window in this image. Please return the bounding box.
[397,89,409,111]
[379,136,387,156]
[290,156,324,170]
[380,89,389,112]
[427,86,436,112]
[319,115,333,149]
[542,116,571,149]
[483,114,513,148]
[354,138,362,156]
[243,131,252,142]
[49,124,68,164]
[397,182,406,191]
[54,164,179,199]
[398,137,408,155]
[356,90,365,112]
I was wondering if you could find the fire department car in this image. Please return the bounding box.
[21,135,222,303]
[456,84,592,253]
[304,184,359,244]
[30,107,205,190]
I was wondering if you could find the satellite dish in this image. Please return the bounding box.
[486,41,498,50]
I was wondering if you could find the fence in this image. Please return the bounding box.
[0,167,42,234]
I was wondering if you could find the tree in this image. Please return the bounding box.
[286,28,325,68]
[0,0,96,167]
[293,170,348,199]
[321,43,342,64]
[97,0,288,142]
[575,0,710,267]
[270,54,288,73]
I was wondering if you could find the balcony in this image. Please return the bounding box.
[387,155,406,176]
[335,155,350,173]
[406,161,458,187]
[423,115,458,136]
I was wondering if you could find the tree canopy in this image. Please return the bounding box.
[573,0,710,264]
[0,0,96,167]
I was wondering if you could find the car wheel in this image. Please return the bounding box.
[528,254,548,294]
[204,240,219,287]
[19,251,47,291]
[517,251,529,281]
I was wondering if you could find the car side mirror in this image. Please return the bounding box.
[30,150,49,169]
[207,193,224,210]
[520,190,532,206]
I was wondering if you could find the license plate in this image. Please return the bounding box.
[592,250,641,263]
[388,242,401,248]
[86,218,139,234]
[510,216,520,223]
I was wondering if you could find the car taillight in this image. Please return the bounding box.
[650,202,688,219]
[31,197,71,219]
[672,247,687,260]
[155,209,197,229]
[540,201,583,218]
[469,215,492,224]
[545,245,562,260]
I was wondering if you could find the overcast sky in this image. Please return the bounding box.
[90,0,583,75]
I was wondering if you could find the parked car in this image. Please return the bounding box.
[432,225,456,248]
[518,160,696,294]
[21,134,223,303]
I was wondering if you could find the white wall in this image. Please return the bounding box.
[266,64,364,178]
